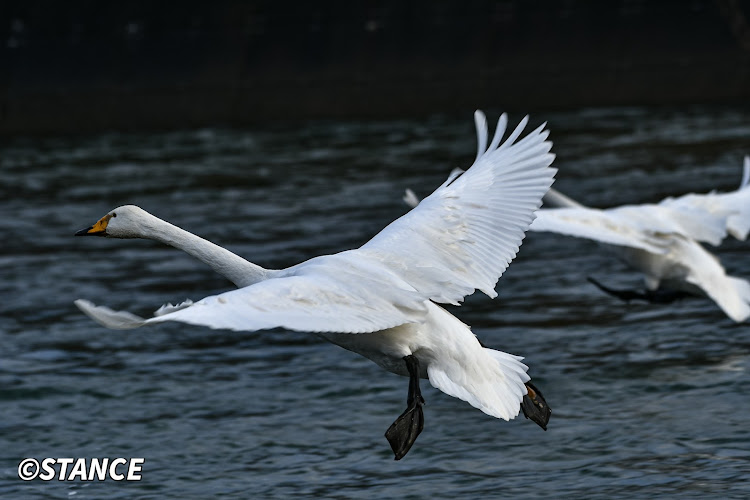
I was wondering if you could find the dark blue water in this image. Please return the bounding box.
[1,106,750,499]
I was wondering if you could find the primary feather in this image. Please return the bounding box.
[362,113,555,304]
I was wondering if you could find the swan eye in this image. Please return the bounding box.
[112,212,117,217]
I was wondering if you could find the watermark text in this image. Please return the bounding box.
[18,458,144,481]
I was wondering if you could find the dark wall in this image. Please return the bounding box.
[1,0,749,134]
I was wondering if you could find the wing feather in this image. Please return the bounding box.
[76,253,429,334]
[530,201,730,253]
[660,192,750,242]
[529,207,669,253]
[658,158,750,241]
[360,111,556,304]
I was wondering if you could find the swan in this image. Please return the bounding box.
[404,157,750,322]
[74,111,556,460]
[530,180,750,322]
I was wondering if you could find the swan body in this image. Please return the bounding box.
[75,111,556,458]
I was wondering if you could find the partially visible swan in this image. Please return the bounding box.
[75,111,556,460]
[659,156,750,241]
[404,157,750,322]
[530,167,750,322]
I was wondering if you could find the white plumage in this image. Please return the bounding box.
[528,158,750,322]
[404,156,750,322]
[75,111,556,458]
[659,156,750,241]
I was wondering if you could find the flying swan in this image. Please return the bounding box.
[74,111,556,460]
[529,159,750,322]
[404,157,750,322]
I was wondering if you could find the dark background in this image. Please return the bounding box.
[2,0,750,135]
[3,3,750,497]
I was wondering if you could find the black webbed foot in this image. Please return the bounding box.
[587,277,649,303]
[521,381,551,431]
[385,394,424,460]
[384,354,425,460]
[588,277,694,304]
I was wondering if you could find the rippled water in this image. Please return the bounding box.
[2,106,750,499]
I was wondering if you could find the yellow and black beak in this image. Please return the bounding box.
[75,214,112,237]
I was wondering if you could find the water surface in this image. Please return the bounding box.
[1,106,750,498]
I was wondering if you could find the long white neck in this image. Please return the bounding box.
[136,212,270,288]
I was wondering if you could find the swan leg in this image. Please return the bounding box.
[521,382,551,430]
[385,354,425,460]
[588,277,693,304]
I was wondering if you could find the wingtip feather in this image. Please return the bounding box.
[474,110,489,162]
[75,299,146,330]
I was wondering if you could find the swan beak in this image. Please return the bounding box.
[75,214,111,236]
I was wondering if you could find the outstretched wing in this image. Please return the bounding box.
[360,111,556,304]
[76,253,429,334]
[529,207,670,254]
[530,199,730,253]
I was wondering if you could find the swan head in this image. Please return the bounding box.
[75,205,152,238]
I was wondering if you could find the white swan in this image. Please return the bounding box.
[530,181,750,322]
[74,111,556,460]
[404,157,750,322]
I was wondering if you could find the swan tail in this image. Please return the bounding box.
[427,341,530,421]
